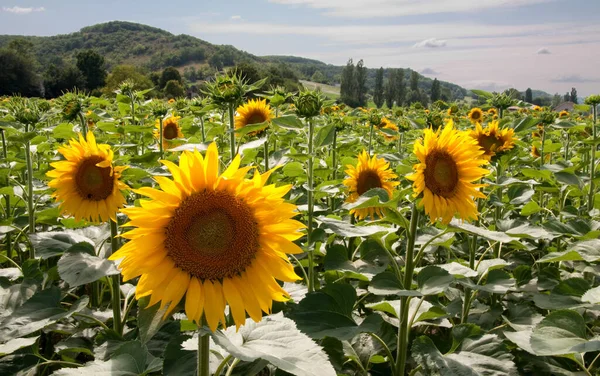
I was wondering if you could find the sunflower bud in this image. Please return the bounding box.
[540,111,557,125]
[151,101,168,118]
[369,112,382,127]
[118,80,135,97]
[489,93,515,111]
[294,91,323,118]
[584,94,600,106]
[59,92,85,122]
[9,97,42,126]
[204,72,245,106]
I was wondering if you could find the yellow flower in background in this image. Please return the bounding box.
[470,121,515,159]
[379,118,399,142]
[468,108,484,124]
[343,150,399,220]
[487,108,498,116]
[532,105,541,111]
[235,99,273,137]
[47,131,128,223]
[559,110,569,118]
[168,98,175,104]
[110,143,304,331]
[154,116,183,149]
[408,121,490,224]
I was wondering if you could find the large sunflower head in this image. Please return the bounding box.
[154,115,183,148]
[379,118,399,142]
[110,143,304,331]
[469,120,515,159]
[407,120,490,224]
[468,108,484,124]
[343,151,399,220]
[47,131,128,223]
[235,99,273,136]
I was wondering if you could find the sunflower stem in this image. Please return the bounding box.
[198,319,210,376]
[109,218,123,335]
[462,199,484,323]
[159,117,164,159]
[228,102,236,162]
[494,163,503,258]
[78,112,87,139]
[264,135,269,172]
[540,124,546,168]
[2,129,12,260]
[200,117,206,143]
[25,124,35,252]
[1,128,7,159]
[396,203,419,376]
[331,127,337,181]
[589,104,597,212]
[306,117,315,293]
[130,95,136,125]
[368,123,374,156]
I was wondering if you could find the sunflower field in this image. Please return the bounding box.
[1,74,600,376]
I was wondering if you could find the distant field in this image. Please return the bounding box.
[300,80,340,98]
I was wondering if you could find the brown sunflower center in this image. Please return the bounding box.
[164,190,259,280]
[471,111,482,120]
[478,134,502,154]
[75,156,114,201]
[424,151,459,197]
[163,123,179,140]
[246,111,268,125]
[357,170,383,195]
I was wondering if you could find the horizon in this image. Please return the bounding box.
[1,0,599,97]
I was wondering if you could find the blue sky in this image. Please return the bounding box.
[1,0,600,97]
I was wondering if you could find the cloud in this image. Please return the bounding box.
[2,6,45,14]
[552,74,600,83]
[230,15,242,20]
[414,38,446,48]
[420,68,439,75]
[467,80,514,92]
[537,47,551,54]
[268,0,555,18]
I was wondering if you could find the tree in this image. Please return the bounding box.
[233,61,262,84]
[373,67,384,108]
[564,92,571,102]
[395,69,405,106]
[570,87,578,104]
[0,48,42,97]
[504,88,522,101]
[103,65,153,95]
[159,67,182,89]
[311,70,326,84]
[43,63,86,98]
[525,88,533,103]
[551,93,562,107]
[164,79,185,99]
[76,49,107,91]
[410,71,419,91]
[354,59,367,107]
[340,59,356,107]
[430,78,441,102]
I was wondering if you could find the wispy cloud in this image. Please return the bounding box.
[2,6,45,14]
[268,0,555,18]
[552,74,600,83]
[420,68,440,75]
[467,80,514,92]
[230,15,242,20]
[537,47,551,54]
[414,38,446,48]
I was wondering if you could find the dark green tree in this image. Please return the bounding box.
[570,87,578,103]
[76,49,107,91]
[504,88,522,100]
[551,93,562,107]
[525,88,533,103]
[103,65,153,95]
[0,48,42,97]
[395,69,405,106]
[340,59,356,107]
[311,70,326,84]
[384,69,397,108]
[43,63,86,98]
[232,61,262,84]
[354,59,367,107]
[159,67,183,89]
[430,78,441,101]
[164,79,185,98]
[410,71,419,91]
[564,92,571,102]
[373,67,384,108]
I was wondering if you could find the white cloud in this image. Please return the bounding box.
[230,15,242,20]
[268,0,555,18]
[2,6,45,14]
[414,38,446,48]
[552,74,600,83]
[537,47,551,54]
[420,68,440,75]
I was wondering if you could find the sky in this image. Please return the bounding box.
[1,0,600,97]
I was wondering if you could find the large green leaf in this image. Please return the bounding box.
[317,216,389,237]
[538,239,600,263]
[137,296,169,345]
[530,310,587,356]
[416,266,454,295]
[212,314,336,376]
[448,220,513,243]
[30,226,109,259]
[57,249,119,287]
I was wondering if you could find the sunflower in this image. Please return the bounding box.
[468,108,484,123]
[469,121,515,159]
[235,99,273,137]
[407,121,490,224]
[110,143,304,331]
[168,98,175,104]
[379,118,399,142]
[559,110,569,118]
[154,116,183,149]
[487,108,498,116]
[47,131,128,223]
[343,151,399,220]
[532,105,541,111]
[531,145,541,158]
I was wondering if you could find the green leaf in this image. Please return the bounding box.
[212,314,336,376]
[52,123,76,140]
[513,116,539,132]
[57,249,119,287]
[30,226,108,259]
[0,336,38,356]
[283,161,305,177]
[520,201,541,216]
[272,115,304,130]
[341,188,392,211]
[582,286,600,304]
[137,296,170,344]
[448,219,513,243]
[416,266,454,295]
[234,121,269,137]
[530,310,587,356]
[317,216,389,237]
[470,89,493,99]
[555,171,582,187]
[314,124,336,147]
[538,239,600,263]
